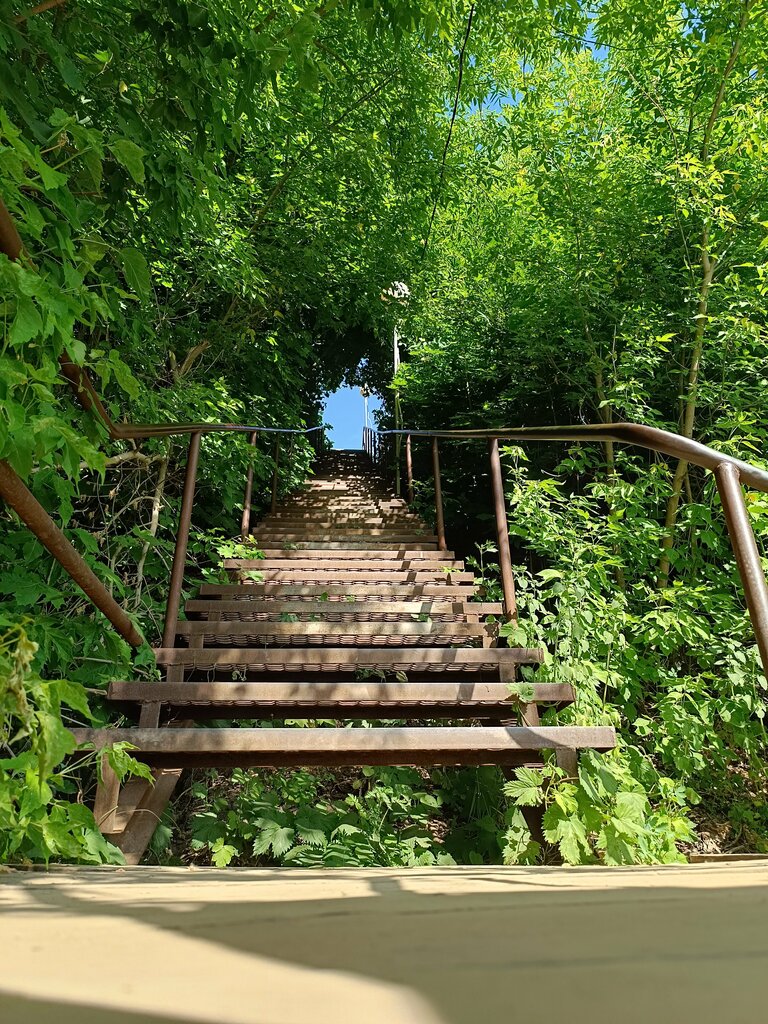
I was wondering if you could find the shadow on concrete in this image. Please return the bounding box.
[2,866,767,1024]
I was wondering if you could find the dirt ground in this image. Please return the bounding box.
[1,862,766,1024]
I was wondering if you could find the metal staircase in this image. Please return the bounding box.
[75,449,616,863]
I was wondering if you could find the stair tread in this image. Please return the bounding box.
[252,549,450,559]
[185,599,503,617]
[226,558,461,569]
[174,620,495,645]
[199,583,482,598]
[74,725,617,767]
[226,569,475,582]
[154,645,544,672]
[108,680,573,704]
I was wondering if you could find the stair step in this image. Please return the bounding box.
[251,549,453,561]
[154,645,544,674]
[226,568,474,583]
[174,619,495,646]
[107,681,574,718]
[74,725,617,767]
[228,557,461,569]
[254,520,427,527]
[253,540,440,550]
[199,583,483,599]
[185,599,503,619]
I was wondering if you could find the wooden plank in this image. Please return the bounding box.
[73,725,617,768]
[92,754,120,834]
[153,646,545,671]
[113,768,183,866]
[251,549,452,560]
[225,558,463,571]
[185,599,504,617]
[175,619,493,640]
[109,680,573,705]
[256,524,425,531]
[199,583,481,599]
[256,544,442,552]
[225,569,474,582]
[252,541,437,547]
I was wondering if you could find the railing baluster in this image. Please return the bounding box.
[406,434,414,504]
[714,461,768,676]
[431,436,447,551]
[488,437,518,621]
[161,431,201,649]
[240,430,259,541]
[270,437,280,513]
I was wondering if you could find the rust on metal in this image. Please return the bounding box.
[384,424,768,494]
[406,433,414,504]
[715,462,768,677]
[240,430,259,540]
[431,436,447,551]
[270,436,280,513]
[161,431,201,648]
[0,459,143,647]
[488,438,517,621]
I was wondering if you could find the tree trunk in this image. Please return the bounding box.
[658,230,715,587]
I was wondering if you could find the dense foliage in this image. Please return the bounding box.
[1,0,766,863]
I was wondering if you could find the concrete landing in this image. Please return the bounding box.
[1,864,766,1024]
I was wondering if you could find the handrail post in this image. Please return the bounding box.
[715,462,768,676]
[406,434,414,504]
[240,430,259,541]
[270,437,280,513]
[431,436,447,551]
[488,438,518,621]
[161,431,201,648]
[0,459,144,647]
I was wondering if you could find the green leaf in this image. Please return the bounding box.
[9,297,43,347]
[109,139,145,184]
[52,679,92,718]
[118,248,151,299]
[554,815,591,864]
[211,837,238,867]
[504,766,544,806]
[108,349,140,399]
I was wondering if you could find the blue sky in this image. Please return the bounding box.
[323,387,382,449]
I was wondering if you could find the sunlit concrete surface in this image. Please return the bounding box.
[1,863,766,1024]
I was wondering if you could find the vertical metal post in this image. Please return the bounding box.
[270,436,280,513]
[161,431,201,649]
[240,430,259,540]
[406,434,414,504]
[431,436,447,551]
[488,437,518,621]
[715,461,768,677]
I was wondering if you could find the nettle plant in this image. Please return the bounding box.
[187,766,457,868]
[0,619,151,863]
[489,454,768,862]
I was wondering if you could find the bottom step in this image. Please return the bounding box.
[74,725,616,768]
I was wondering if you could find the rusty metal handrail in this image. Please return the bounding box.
[380,424,768,493]
[0,461,144,647]
[380,423,768,678]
